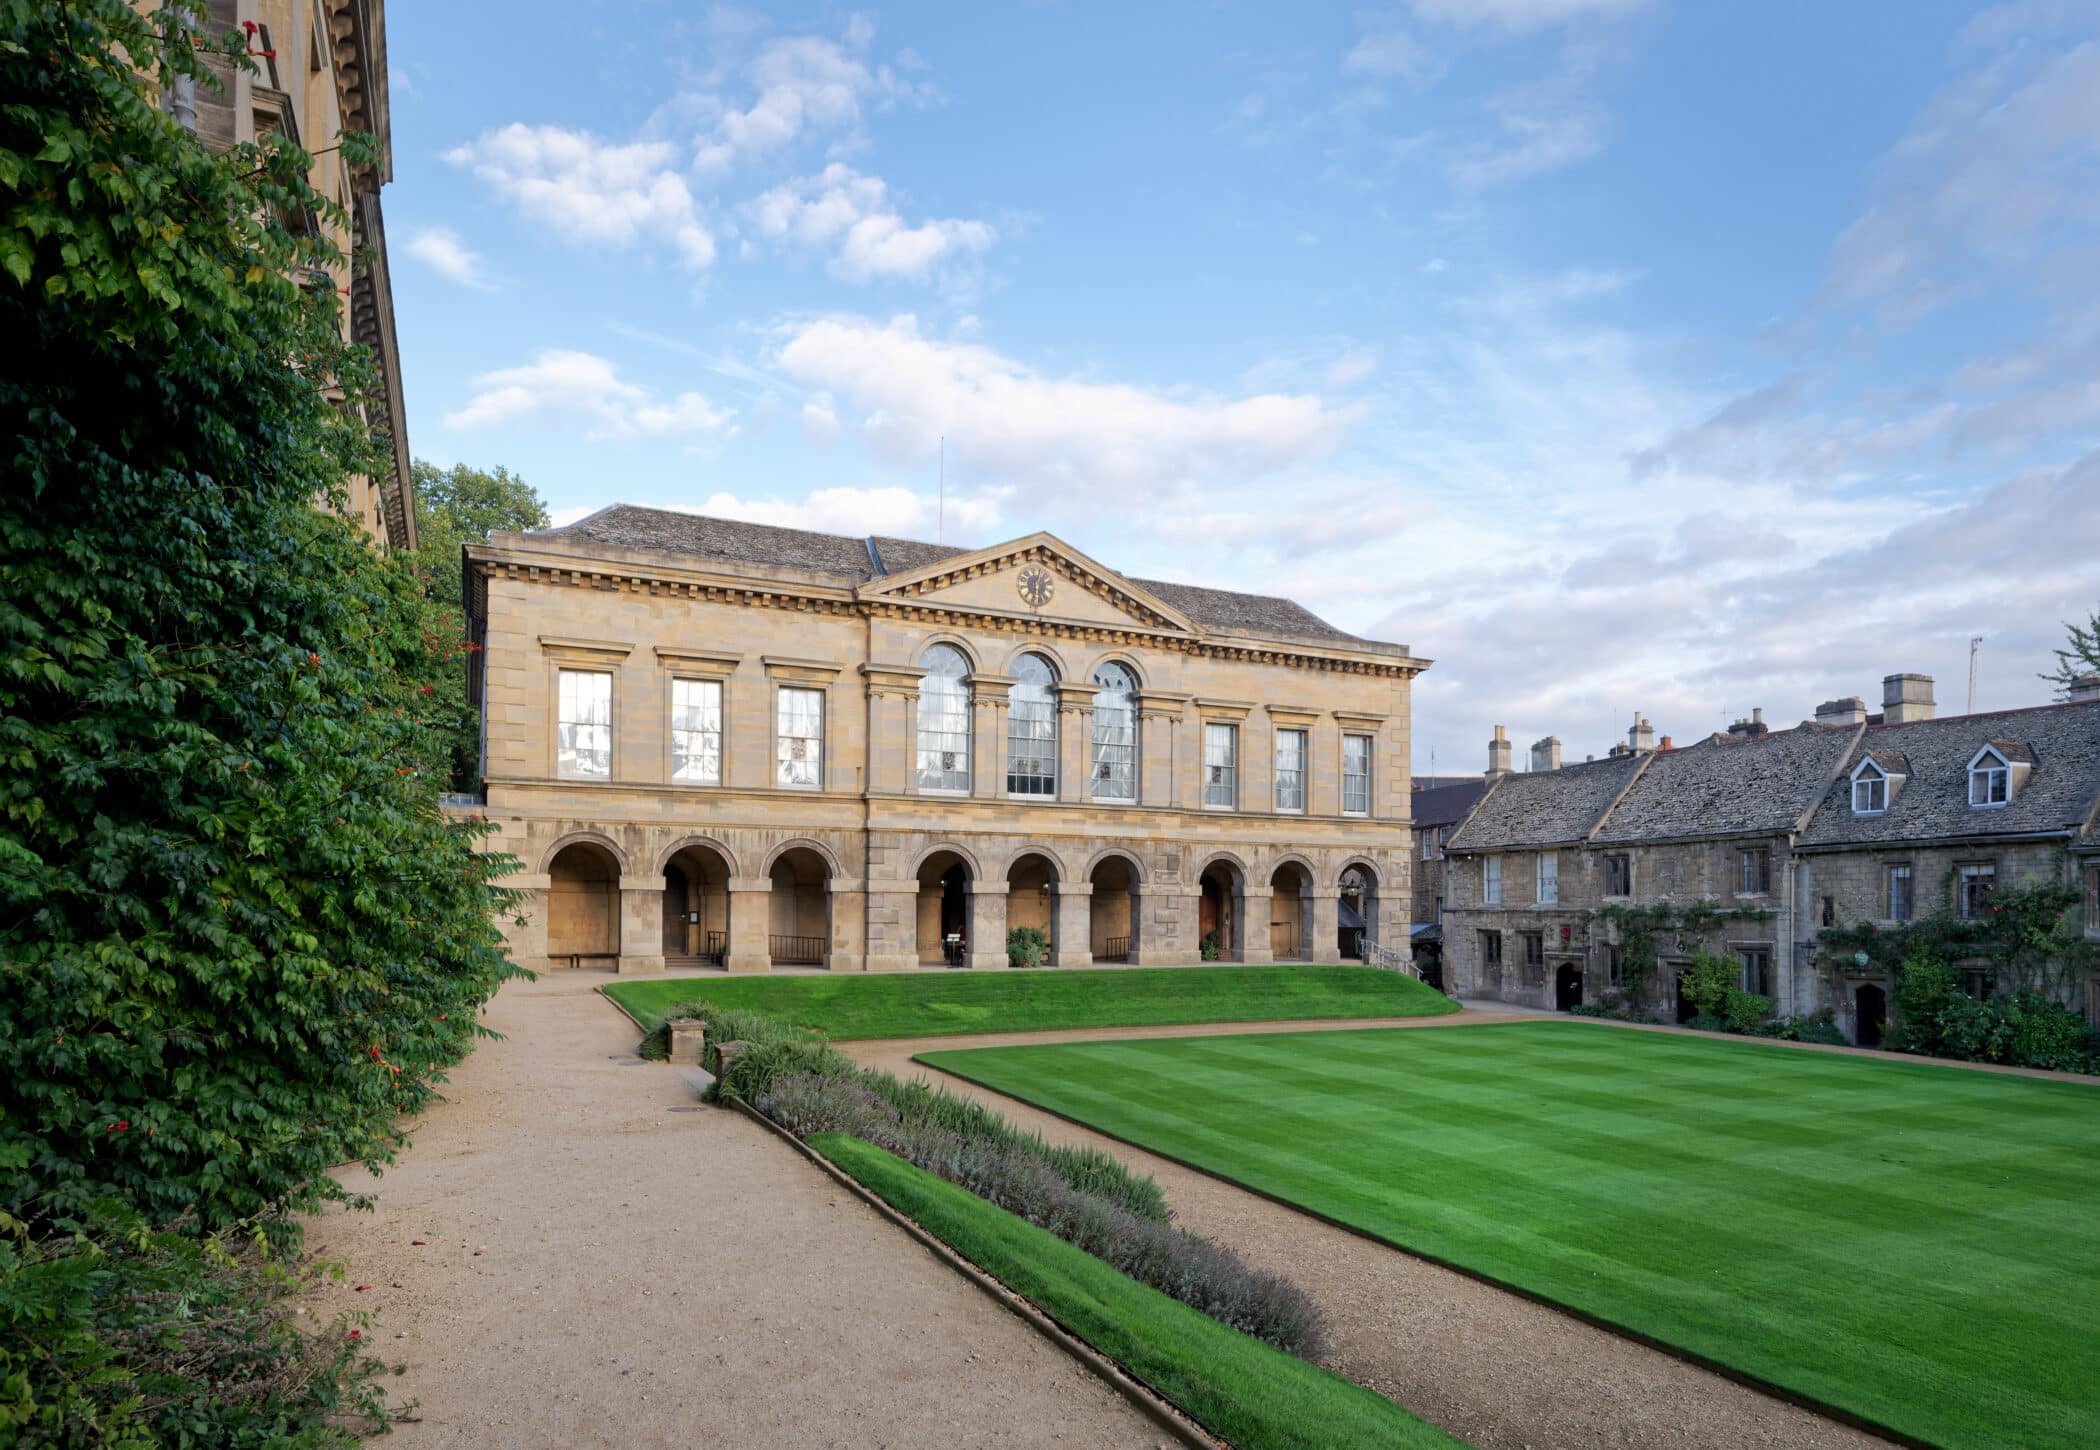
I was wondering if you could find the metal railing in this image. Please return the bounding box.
[704,931,726,966]
[1364,939,1428,983]
[1099,936,1131,963]
[770,934,826,966]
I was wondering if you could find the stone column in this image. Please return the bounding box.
[1309,890,1342,964]
[1140,885,1200,964]
[725,877,773,973]
[617,882,667,974]
[1056,683,1092,804]
[506,875,550,972]
[1237,885,1274,964]
[862,884,920,971]
[1052,882,1093,968]
[826,880,867,971]
[1136,694,1188,809]
[970,675,1013,799]
[965,880,1009,971]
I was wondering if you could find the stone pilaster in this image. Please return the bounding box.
[966,879,1009,971]
[862,885,920,971]
[1309,890,1342,964]
[1237,885,1274,964]
[1052,881,1093,968]
[971,674,1013,800]
[1055,683,1092,804]
[617,883,666,974]
[725,877,772,973]
[826,882,867,971]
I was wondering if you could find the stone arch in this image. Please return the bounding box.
[906,839,984,882]
[1192,849,1251,884]
[1197,853,1248,961]
[914,844,979,966]
[651,832,742,878]
[545,838,622,963]
[537,829,630,876]
[1337,857,1382,962]
[1080,651,1146,688]
[1085,849,1144,963]
[760,835,845,880]
[766,843,834,966]
[1267,857,1316,961]
[914,630,984,672]
[1080,845,1148,885]
[997,842,1069,882]
[1004,849,1062,956]
[998,640,1074,679]
[1264,850,1321,882]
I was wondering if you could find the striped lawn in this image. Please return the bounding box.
[919,1021,2100,1450]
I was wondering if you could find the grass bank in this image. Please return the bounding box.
[604,964,1455,1040]
[809,1133,1466,1450]
[920,1021,2100,1450]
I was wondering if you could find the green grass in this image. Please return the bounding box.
[808,1132,1466,1450]
[603,964,1457,1040]
[919,1022,2100,1450]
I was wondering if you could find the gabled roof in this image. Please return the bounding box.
[1799,702,2100,846]
[1861,750,1911,776]
[1591,724,1858,844]
[527,504,1378,647]
[1412,779,1488,830]
[1446,756,1645,851]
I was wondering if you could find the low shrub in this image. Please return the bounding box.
[1748,1010,1848,1045]
[1685,1013,1729,1034]
[712,1038,859,1104]
[0,1207,387,1448]
[1722,989,1772,1035]
[1200,933,1222,961]
[1007,926,1049,970]
[1679,951,1739,1019]
[2005,993,2093,1071]
[1567,1003,1611,1018]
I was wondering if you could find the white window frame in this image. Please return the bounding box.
[1484,855,1502,905]
[776,685,824,790]
[1851,759,1888,815]
[1959,862,1996,920]
[556,668,613,780]
[1341,733,1372,817]
[1203,723,1237,809]
[1968,746,2010,808]
[1887,864,1913,921]
[669,676,722,785]
[1090,662,1139,804]
[1740,846,1772,896]
[916,644,972,794]
[1421,830,1437,861]
[1006,652,1057,798]
[1537,853,1559,905]
[1274,728,1307,813]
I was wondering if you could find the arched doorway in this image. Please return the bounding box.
[1555,963,1583,1012]
[1338,864,1377,960]
[662,843,731,965]
[917,849,973,966]
[1673,965,1697,1023]
[547,841,620,967]
[1269,861,1312,961]
[1856,983,1887,1047]
[1089,854,1138,963]
[767,846,831,966]
[1198,859,1243,960]
[1006,852,1058,964]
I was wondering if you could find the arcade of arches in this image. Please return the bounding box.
[528,833,1402,974]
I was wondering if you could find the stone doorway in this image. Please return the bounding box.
[1555,963,1583,1012]
[1006,852,1059,962]
[1855,983,1887,1047]
[1338,864,1377,959]
[546,841,619,967]
[767,847,831,967]
[661,843,731,964]
[1089,854,1138,963]
[1269,861,1312,961]
[917,850,973,966]
[1198,860,1242,960]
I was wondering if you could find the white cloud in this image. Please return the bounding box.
[687,23,934,175]
[1410,0,1653,30]
[648,486,999,539]
[445,350,733,439]
[1452,105,1606,188]
[801,394,841,443]
[1326,346,1380,386]
[747,163,995,281]
[1345,30,1433,82]
[768,314,1361,493]
[443,125,715,269]
[404,227,494,289]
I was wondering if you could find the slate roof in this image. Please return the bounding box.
[1412,780,1488,830]
[1799,702,2100,847]
[532,504,1372,645]
[1446,756,1644,851]
[1590,724,1858,844]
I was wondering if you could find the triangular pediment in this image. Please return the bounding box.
[861,532,1198,634]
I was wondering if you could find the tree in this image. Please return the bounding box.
[1,0,519,1233]
[408,461,548,791]
[2045,607,2099,694]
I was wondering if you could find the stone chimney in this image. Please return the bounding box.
[1486,725,1512,777]
[1658,734,1674,751]
[2070,672,2100,704]
[1883,673,1935,723]
[1814,696,1867,727]
[1529,736,1561,772]
[1628,714,1655,754]
[1727,707,1769,739]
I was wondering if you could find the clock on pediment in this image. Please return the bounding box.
[1015,564,1055,610]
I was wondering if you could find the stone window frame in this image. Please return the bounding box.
[1886,861,1915,922]
[1197,700,1250,812]
[654,646,741,789]
[1421,829,1438,862]
[1536,852,1559,905]
[1851,757,1889,815]
[540,636,632,783]
[2085,863,2100,941]
[1603,852,1632,898]
[1958,860,1997,920]
[1484,854,1503,905]
[915,642,974,795]
[1268,706,1318,815]
[1603,942,1624,987]
[1006,650,1059,799]
[1089,660,1142,805]
[1341,732,1373,817]
[764,656,841,792]
[1480,929,1503,968]
[1967,746,2012,809]
[1273,727,1308,813]
[1521,930,1545,967]
[1737,845,1773,897]
[1735,943,1774,996]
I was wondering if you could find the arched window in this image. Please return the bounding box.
[917,644,972,792]
[1007,653,1057,796]
[1091,661,1137,802]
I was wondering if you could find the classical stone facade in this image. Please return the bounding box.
[1441,674,2100,1039]
[169,0,414,549]
[463,507,1425,974]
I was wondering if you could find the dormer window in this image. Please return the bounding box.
[1851,759,1888,815]
[1968,746,2011,808]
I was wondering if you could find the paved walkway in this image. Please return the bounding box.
[849,1023,1894,1450]
[306,972,1159,1449]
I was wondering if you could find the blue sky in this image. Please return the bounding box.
[383,1,2100,773]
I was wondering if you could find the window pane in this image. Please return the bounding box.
[1203,722,1236,807]
[557,669,612,779]
[1274,729,1305,811]
[1006,652,1057,796]
[1538,854,1558,903]
[1484,856,1502,904]
[777,686,823,788]
[671,677,722,784]
[1342,734,1370,814]
[1092,662,1137,801]
[1889,866,1913,920]
[916,644,971,792]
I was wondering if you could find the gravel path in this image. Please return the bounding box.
[849,1021,1895,1450]
[306,973,1162,1450]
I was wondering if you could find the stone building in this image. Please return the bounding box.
[1442,674,2100,1037]
[1407,772,1490,984]
[167,1,414,550]
[462,506,1426,974]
